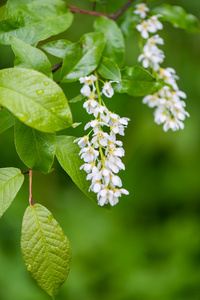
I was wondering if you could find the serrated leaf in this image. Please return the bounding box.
[10,36,53,78]
[21,204,71,299]
[60,32,105,82]
[0,0,74,46]
[0,108,14,134]
[0,167,24,218]
[152,4,200,33]
[97,57,121,81]
[94,17,125,67]
[0,68,72,133]
[15,119,56,173]
[56,136,96,203]
[114,66,164,97]
[42,39,73,59]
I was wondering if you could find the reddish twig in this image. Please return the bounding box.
[22,170,30,175]
[52,62,62,73]
[67,4,112,18]
[112,0,135,20]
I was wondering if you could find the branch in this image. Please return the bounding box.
[67,5,112,18]
[112,0,135,20]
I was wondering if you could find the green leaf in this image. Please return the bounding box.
[0,108,14,134]
[114,66,164,97]
[10,36,53,78]
[97,57,121,81]
[119,8,141,38]
[56,136,96,203]
[69,94,85,104]
[94,16,125,67]
[0,68,72,133]
[0,167,24,218]
[21,203,71,299]
[6,0,36,16]
[42,39,73,59]
[15,119,56,173]
[152,4,200,33]
[0,4,6,21]
[60,32,105,82]
[0,0,74,46]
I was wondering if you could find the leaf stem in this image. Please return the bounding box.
[0,106,3,110]
[52,62,62,73]
[29,170,34,206]
[22,170,30,175]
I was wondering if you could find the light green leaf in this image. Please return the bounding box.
[21,204,71,299]
[114,66,164,97]
[0,4,6,21]
[56,136,96,203]
[42,39,73,59]
[0,108,14,134]
[152,4,200,33]
[0,0,74,46]
[10,36,53,78]
[0,68,72,133]
[97,57,121,81]
[6,0,35,16]
[94,16,125,67]
[15,119,56,173]
[0,167,24,218]
[60,32,105,82]
[69,94,85,104]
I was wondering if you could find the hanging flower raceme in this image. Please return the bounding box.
[134,2,189,131]
[74,75,129,206]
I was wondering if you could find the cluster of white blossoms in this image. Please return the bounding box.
[74,75,129,206]
[134,3,189,131]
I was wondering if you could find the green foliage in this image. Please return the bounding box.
[97,57,121,81]
[0,167,24,218]
[60,33,105,82]
[153,4,200,33]
[0,0,73,46]
[56,136,97,203]
[94,16,125,67]
[42,39,73,59]
[0,108,14,134]
[114,66,164,97]
[0,68,72,133]
[14,119,56,174]
[21,203,71,299]
[0,4,6,21]
[10,36,53,78]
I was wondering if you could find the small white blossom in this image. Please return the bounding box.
[79,75,97,96]
[134,3,149,19]
[102,81,119,98]
[148,15,163,32]
[136,20,156,39]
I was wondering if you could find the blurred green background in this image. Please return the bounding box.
[0,0,200,299]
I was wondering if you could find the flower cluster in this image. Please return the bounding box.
[134,2,189,131]
[74,75,129,206]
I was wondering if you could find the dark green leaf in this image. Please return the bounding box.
[0,4,6,21]
[94,16,125,67]
[42,39,73,59]
[0,108,14,134]
[56,136,97,203]
[152,4,200,33]
[0,68,72,133]
[97,57,121,81]
[15,119,56,173]
[0,167,24,218]
[10,36,53,78]
[0,0,74,46]
[114,66,164,97]
[60,32,105,82]
[21,204,71,299]
[119,8,141,37]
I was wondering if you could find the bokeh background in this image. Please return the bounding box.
[0,0,200,299]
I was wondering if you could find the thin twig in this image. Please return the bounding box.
[0,106,3,111]
[112,0,135,20]
[67,4,112,18]
[29,170,34,206]
[22,171,30,175]
[52,62,62,73]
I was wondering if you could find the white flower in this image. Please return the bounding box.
[74,135,90,148]
[142,93,165,108]
[83,99,99,114]
[136,20,156,39]
[105,155,125,173]
[163,118,184,132]
[138,45,164,70]
[146,34,164,47]
[134,3,149,19]
[148,15,163,32]
[102,81,119,98]
[79,75,97,96]
[79,146,99,163]
[159,68,179,90]
[91,130,110,148]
